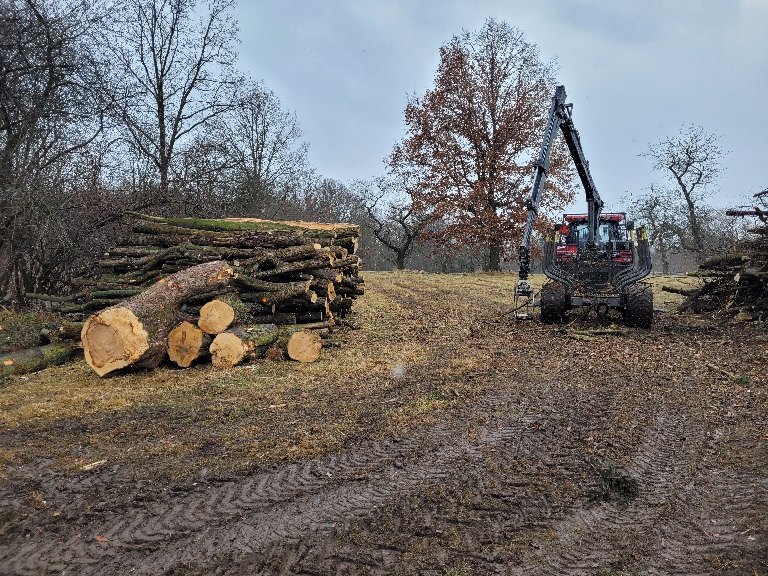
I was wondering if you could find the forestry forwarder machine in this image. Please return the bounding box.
[514,85,654,328]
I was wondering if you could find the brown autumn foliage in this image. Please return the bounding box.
[391,18,577,270]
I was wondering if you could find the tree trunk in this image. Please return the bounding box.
[659,244,671,275]
[1,342,76,379]
[81,260,233,376]
[486,241,502,272]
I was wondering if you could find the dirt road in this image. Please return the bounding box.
[1,272,766,575]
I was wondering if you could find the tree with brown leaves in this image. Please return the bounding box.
[391,18,576,271]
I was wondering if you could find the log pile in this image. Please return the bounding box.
[29,213,363,320]
[28,213,364,376]
[676,198,767,322]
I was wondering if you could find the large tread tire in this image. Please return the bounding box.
[540,282,568,324]
[624,283,654,328]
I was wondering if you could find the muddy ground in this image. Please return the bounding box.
[1,272,766,575]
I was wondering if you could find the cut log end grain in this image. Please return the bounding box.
[168,321,211,368]
[198,299,235,334]
[81,307,151,377]
[209,332,250,368]
[209,326,321,367]
[285,331,321,363]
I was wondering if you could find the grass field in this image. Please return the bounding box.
[1,271,766,575]
[0,272,718,482]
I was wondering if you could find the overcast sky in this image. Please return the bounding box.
[236,0,767,213]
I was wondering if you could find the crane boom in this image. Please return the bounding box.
[516,85,603,294]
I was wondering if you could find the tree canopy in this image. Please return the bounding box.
[391,18,576,270]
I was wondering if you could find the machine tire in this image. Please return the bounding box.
[624,283,654,328]
[540,282,568,324]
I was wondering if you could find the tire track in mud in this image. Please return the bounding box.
[644,469,768,576]
[0,392,538,575]
[515,412,692,574]
[515,409,768,576]
[242,380,644,576]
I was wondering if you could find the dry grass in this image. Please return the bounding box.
[0,272,728,482]
[644,273,703,310]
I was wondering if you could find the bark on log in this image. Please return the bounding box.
[209,325,282,368]
[275,297,329,315]
[330,256,362,269]
[1,343,76,379]
[167,321,211,368]
[128,222,316,248]
[128,212,360,238]
[40,322,84,343]
[317,237,358,254]
[330,297,354,317]
[296,310,328,323]
[231,274,292,292]
[248,259,332,279]
[209,325,322,367]
[311,268,343,283]
[242,280,312,307]
[81,260,233,376]
[250,313,297,325]
[311,280,336,300]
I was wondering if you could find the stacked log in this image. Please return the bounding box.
[675,200,767,322]
[28,213,365,376]
[30,213,363,320]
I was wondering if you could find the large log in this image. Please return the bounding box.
[0,343,76,379]
[280,330,321,363]
[209,325,282,368]
[81,260,233,376]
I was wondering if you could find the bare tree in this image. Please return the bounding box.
[0,0,107,297]
[352,175,426,270]
[644,124,725,261]
[221,81,311,216]
[628,186,685,274]
[101,0,240,199]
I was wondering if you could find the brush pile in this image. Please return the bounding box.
[675,194,767,322]
[28,213,364,376]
